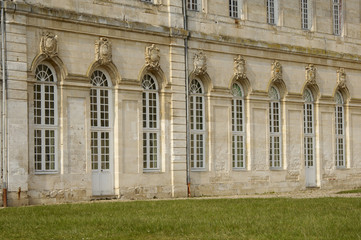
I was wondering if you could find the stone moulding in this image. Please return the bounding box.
[145,44,160,70]
[305,64,317,85]
[270,60,282,83]
[95,37,112,65]
[193,50,207,76]
[337,68,346,89]
[234,55,247,80]
[40,32,58,58]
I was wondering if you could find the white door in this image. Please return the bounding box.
[305,137,316,187]
[92,168,113,196]
[91,131,114,196]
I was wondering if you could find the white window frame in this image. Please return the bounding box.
[301,0,312,30]
[269,86,282,169]
[187,0,201,11]
[229,0,241,19]
[33,63,58,173]
[333,0,342,35]
[189,79,205,170]
[231,83,246,169]
[335,91,345,168]
[142,74,160,171]
[267,0,279,25]
[303,89,315,169]
[90,70,113,174]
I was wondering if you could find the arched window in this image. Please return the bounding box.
[34,63,58,172]
[231,83,245,169]
[303,89,315,170]
[142,74,160,170]
[189,79,205,169]
[335,91,345,167]
[269,86,281,168]
[90,70,112,173]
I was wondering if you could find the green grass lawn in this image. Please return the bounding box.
[337,188,361,194]
[1,197,361,240]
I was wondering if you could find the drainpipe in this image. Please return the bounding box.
[182,0,191,197]
[1,0,7,207]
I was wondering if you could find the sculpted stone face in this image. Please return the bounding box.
[100,44,109,56]
[40,32,58,57]
[45,38,55,49]
[150,50,160,62]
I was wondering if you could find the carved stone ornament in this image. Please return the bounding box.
[271,60,282,83]
[145,44,160,70]
[95,37,112,65]
[337,68,346,89]
[193,50,207,76]
[40,32,58,58]
[234,55,247,80]
[305,64,317,85]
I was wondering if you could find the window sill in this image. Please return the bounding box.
[336,166,348,170]
[232,168,247,171]
[143,169,161,173]
[270,167,284,171]
[34,171,58,175]
[191,168,206,172]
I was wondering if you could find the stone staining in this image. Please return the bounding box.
[305,64,317,85]
[145,44,160,70]
[95,37,112,65]
[234,55,247,80]
[270,60,282,83]
[40,32,58,58]
[337,68,346,89]
[193,50,207,76]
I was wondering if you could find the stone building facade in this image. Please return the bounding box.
[1,0,361,206]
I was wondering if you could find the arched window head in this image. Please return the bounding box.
[335,91,344,105]
[189,79,203,94]
[91,70,110,87]
[142,74,158,90]
[36,64,56,82]
[269,86,280,100]
[232,82,243,98]
[303,89,314,103]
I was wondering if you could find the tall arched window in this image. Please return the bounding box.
[269,86,281,168]
[335,91,345,167]
[90,70,112,174]
[34,63,58,172]
[231,83,245,169]
[142,74,160,170]
[303,89,315,170]
[189,79,205,169]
